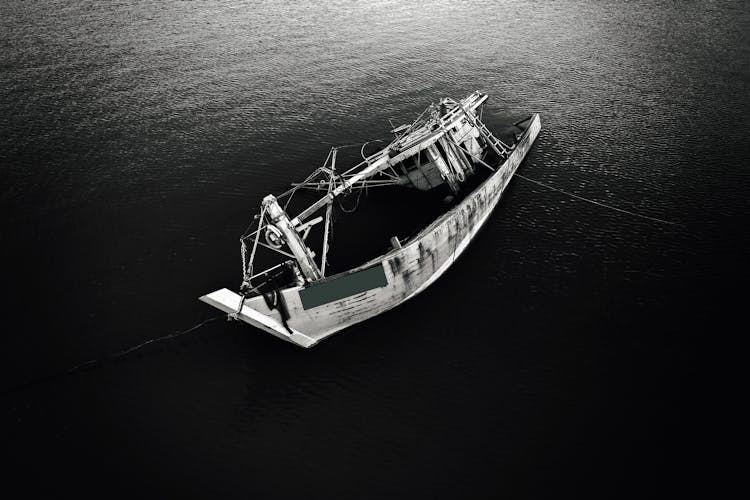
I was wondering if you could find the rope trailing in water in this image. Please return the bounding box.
[83,316,223,363]
[1,315,224,396]
[515,174,678,226]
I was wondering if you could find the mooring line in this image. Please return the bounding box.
[515,174,679,226]
[2,315,225,396]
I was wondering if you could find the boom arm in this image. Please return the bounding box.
[292,92,488,225]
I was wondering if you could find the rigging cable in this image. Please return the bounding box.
[515,174,679,226]
[335,137,389,150]
[281,148,333,211]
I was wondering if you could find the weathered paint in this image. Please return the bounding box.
[200,114,541,348]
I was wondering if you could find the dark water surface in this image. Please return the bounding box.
[2,0,747,497]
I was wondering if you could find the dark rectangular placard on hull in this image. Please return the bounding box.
[299,263,389,310]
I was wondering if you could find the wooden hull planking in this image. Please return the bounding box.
[200,114,541,347]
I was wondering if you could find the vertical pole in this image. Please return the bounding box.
[320,149,336,276]
[245,206,265,279]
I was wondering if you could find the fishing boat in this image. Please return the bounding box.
[200,91,541,347]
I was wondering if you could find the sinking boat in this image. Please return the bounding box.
[200,91,541,347]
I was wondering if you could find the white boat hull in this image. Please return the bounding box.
[201,113,541,347]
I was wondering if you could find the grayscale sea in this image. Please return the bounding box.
[2,1,747,498]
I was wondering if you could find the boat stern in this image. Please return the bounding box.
[199,288,318,348]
